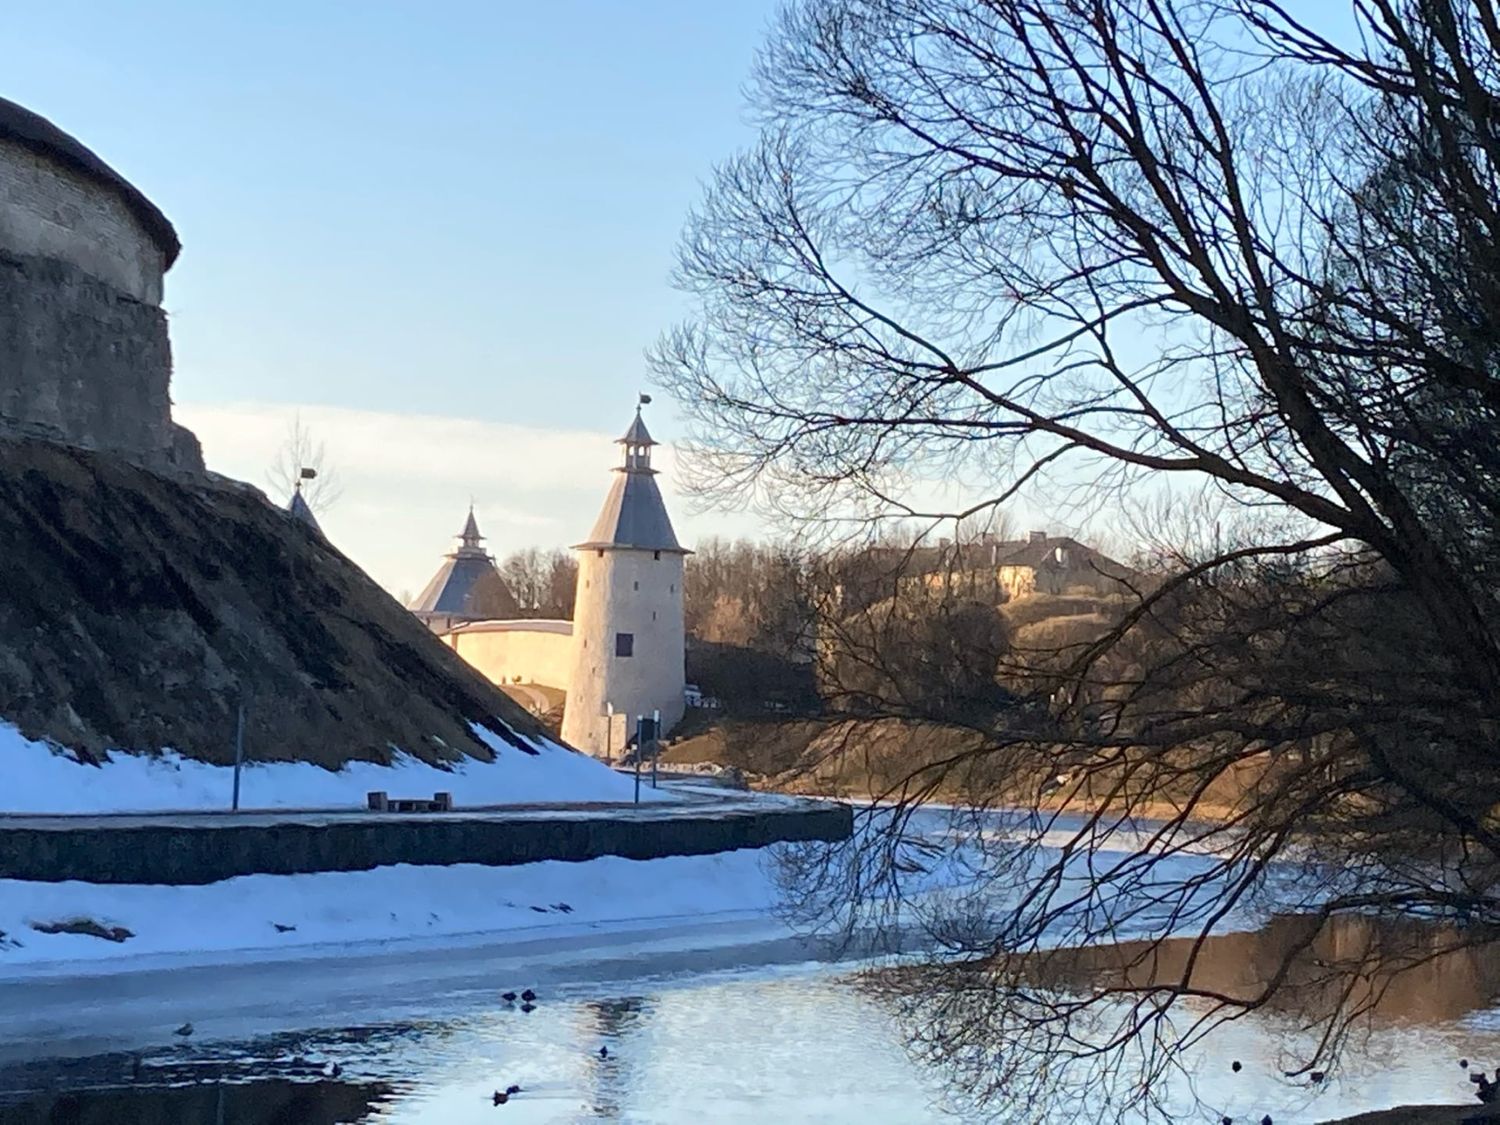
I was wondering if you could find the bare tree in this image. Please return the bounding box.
[267,415,342,513]
[654,0,1500,1117]
[498,548,577,619]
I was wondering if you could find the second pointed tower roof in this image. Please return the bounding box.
[409,508,521,619]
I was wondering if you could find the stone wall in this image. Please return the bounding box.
[0,133,200,472]
[445,619,575,690]
[563,547,688,755]
[0,251,182,467]
[0,137,167,303]
[0,801,854,884]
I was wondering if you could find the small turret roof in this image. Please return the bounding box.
[287,486,322,535]
[620,408,655,447]
[456,507,485,556]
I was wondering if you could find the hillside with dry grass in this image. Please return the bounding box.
[0,437,544,768]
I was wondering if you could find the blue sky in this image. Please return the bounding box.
[6,1,780,594]
[7,3,1367,595]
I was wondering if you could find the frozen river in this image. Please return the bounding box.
[0,806,1496,1122]
[0,945,1494,1124]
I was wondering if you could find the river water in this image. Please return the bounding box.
[0,932,1495,1124]
[2,808,1496,1123]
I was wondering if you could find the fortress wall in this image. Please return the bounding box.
[447,623,575,690]
[0,136,200,472]
[0,801,855,884]
[0,137,166,303]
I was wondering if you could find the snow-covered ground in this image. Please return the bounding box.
[0,806,1258,981]
[0,848,786,977]
[0,720,670,813]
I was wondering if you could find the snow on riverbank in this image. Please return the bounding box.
[0,848,784,975]
[0,721,670,813]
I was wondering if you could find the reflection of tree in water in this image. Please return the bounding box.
[577,996,650,1119]
[0,1078,391,1125]
[864,913,1500,1120]
[0,1027,429,1125]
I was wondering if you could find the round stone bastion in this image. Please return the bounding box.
[0,95,201,472]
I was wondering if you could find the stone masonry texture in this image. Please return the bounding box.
[0,803,855,884]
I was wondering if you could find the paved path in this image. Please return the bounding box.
[0,786,814,831]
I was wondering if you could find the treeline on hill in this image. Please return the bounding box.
[500,531,1145,722]
[682,532,1144,727]
[663,530,1154,795]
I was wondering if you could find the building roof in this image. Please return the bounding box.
[0,96,181,268]
[577,470,686,552]
[620,410,656,447]
[861,532,1133,582]
[574,404,688,554]
[456,508,484,553]
[409,509,521,619]
[995,536,1133,578]
[286,487,322,535]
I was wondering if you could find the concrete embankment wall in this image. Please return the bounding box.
[0,802,853,885]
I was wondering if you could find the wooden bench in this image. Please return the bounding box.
[366,791,453,813]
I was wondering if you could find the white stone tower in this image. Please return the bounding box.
[560,400,688,757]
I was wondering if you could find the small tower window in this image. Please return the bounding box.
[615,632,635,658]
[633,581,639,591]
[597,549,604,558]
[654,550,661,560]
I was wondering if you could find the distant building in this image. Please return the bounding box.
[917,530,1135,603]
[839,530,1135,615]
[410,401,689,758]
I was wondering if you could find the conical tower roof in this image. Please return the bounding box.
[287,484,322,535]
[409,508,520,619]
[574,402,688,553]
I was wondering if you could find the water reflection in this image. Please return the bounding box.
[576,997,647,1119]
[1023,913,1500,1025]
[0,938,1496,1124]
[0,1078,390,1125]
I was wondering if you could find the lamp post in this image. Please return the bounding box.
[650,708,660,790]
[633,715,643,804]
[231,700,245,811]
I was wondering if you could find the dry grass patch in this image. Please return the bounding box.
[30,917,133,942]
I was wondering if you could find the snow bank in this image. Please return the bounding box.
[0,720,672,814]
[0,849,783,973]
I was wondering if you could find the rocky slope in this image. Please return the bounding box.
[0,436,543,768]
